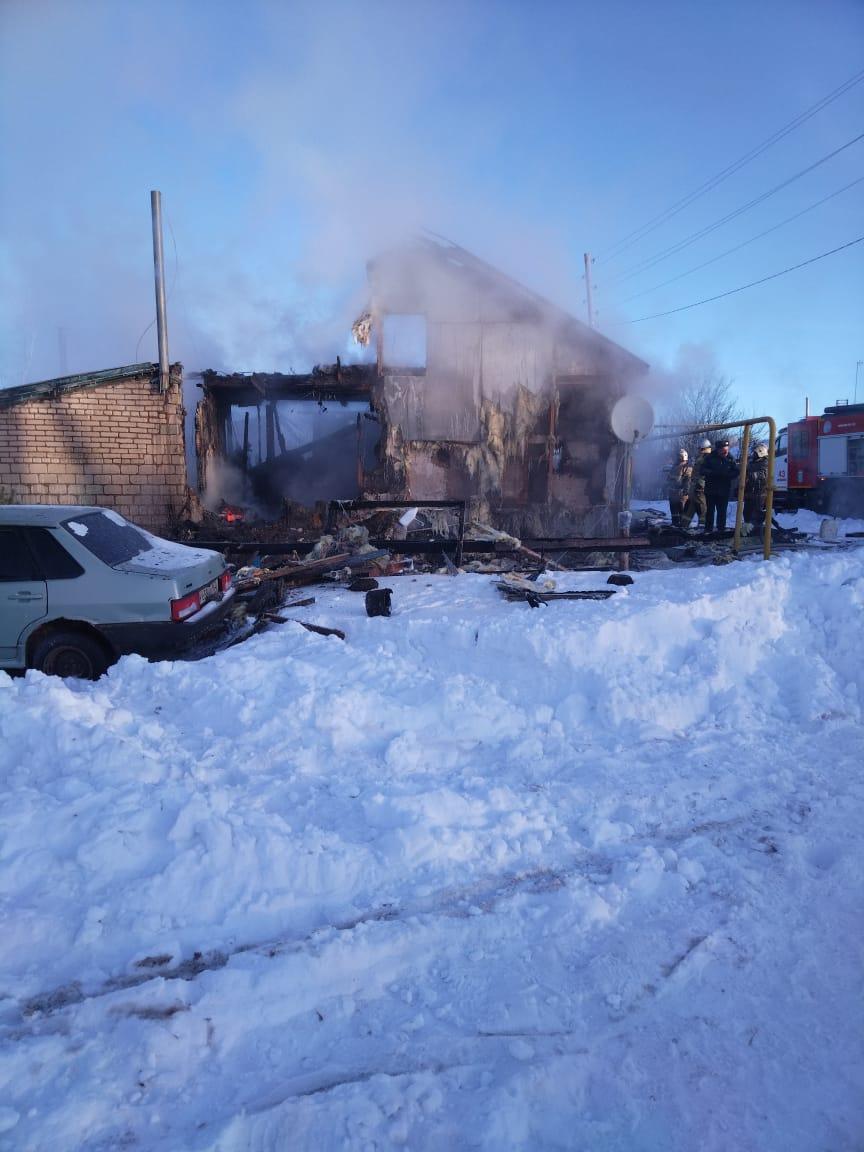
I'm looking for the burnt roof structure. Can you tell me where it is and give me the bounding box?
[366,234,648,376]
[198,362,379,408]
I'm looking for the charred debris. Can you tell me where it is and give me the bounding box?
[193,502,808,659]
[202,512,640,658]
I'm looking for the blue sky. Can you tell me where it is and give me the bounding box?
[1,0,862,428]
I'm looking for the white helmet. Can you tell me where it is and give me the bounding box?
[754,443,769,458]
[700,439,712,450]
[679,448,689,461]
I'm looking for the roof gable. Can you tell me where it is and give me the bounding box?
[369,236,648,374]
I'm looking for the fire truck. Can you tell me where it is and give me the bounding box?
[774,402,864,516]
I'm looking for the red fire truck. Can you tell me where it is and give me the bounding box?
[774,402,864,516]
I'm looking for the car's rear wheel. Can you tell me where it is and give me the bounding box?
[30,630,112,680]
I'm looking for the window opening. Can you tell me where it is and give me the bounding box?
[848,436,864,477]
[790,426,811,457]
[382,314,427,370]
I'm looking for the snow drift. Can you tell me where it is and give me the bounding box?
[1,544,863,1151]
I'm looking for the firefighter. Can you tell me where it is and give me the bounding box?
[703,439,739,532]
[686,439,712,528]
[744,443,770,528]
[665,448,692,527]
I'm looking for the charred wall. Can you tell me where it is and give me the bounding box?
[370,374,622,537]
[367,329,635,536]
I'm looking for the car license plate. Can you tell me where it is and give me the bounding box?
[199,579,219,605]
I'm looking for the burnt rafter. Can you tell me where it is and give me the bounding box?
[199,365,378,407]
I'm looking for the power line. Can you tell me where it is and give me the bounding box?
[621,174,864,303]
[612,131,864,284]
[628,235,864,322]
[598,66,864,262]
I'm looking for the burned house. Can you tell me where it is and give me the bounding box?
[197,238,649,538]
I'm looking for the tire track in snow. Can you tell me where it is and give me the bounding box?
[5,865,569,1031]
[4,802,793,1036]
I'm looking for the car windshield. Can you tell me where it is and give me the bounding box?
[62,511,153,567]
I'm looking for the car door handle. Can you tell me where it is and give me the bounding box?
[7,592,45,601]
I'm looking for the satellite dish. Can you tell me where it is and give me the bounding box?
[611,394,655,443]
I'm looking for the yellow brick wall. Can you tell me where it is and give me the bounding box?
[0,371,189,532]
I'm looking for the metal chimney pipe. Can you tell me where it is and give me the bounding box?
[150,190,170,392]
[805,395,810,417]
[583,252,595,329]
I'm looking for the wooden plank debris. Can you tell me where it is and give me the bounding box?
[234,551,391,593]
[496,581,616,604]
[262,612,345,640]
[258,552,352,581]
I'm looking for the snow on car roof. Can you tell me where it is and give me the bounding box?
[123,528,220,569]
[0,506,219,564]
[0,503,105,526]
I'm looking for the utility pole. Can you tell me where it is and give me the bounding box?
[583,252,595,329]
[57,327,67,376]
[150,190,170,392]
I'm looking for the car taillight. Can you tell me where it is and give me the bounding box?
[219,569,232,592]
[171,590,202,622]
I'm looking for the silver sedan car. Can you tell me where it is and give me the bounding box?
[1,505,235,678]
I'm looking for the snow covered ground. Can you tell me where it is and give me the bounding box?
[1,514,863,1151]
[634,497,864,540]
[775,506,864,538]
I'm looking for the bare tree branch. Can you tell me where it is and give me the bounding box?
[664,373,743,459]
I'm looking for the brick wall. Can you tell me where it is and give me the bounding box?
[0,367,189,532]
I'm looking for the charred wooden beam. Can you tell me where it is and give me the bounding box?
[520,536,651,551]
[262,613,345,640]
[266,402,276,462]
[190,535,652,556]
[356,413,364,491]
[194,388,227,493]
[274,406,287,455]
[327,499,467,514]
[234,550,391,592]
[497,584,617,603]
